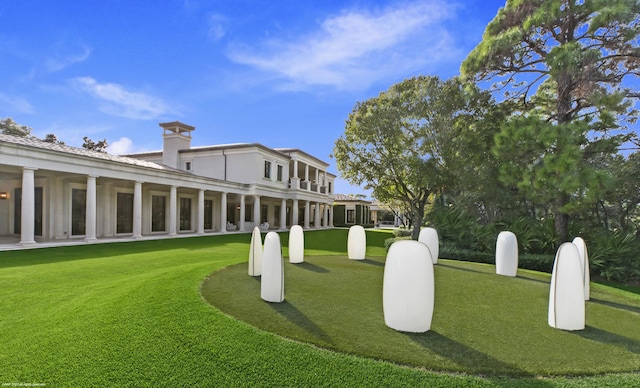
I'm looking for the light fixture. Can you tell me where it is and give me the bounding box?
[0,192,7,200]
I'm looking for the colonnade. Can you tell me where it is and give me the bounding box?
[16,168,333,246]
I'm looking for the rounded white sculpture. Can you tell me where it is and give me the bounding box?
[383,240,435,333]
[572,237,590,300]
[261,232,284,303]
[347,225,366,260]
[495,231,518,277]
[288,225,304,264]
[548,242,585,331]
[248,227,263,276]
[418,227,439,264]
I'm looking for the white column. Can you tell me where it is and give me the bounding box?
[19,167,36,245]
[85,175,97,241]
[220,192,227,232]
[329,205,334,227]
[197,189,205,235]
[304,164,310,191]
[280,199,287,230]
[133,181,142,238]
[239,194,246,231]
[254,196,261,227]
[304,201,310,229]
[169,186,177,236]
[314,202,321,228]
[324,203,329,227]
[293,160,299,178]
[292,199,299,226]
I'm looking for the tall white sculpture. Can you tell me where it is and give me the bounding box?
[383,240,435,333]
[288,225,304,264]
[572,237,590,300]
[261,232,284,303]
[348,225,366,260]
[548,242,585,331]
[418,227,439,264]
[248,227,263,276]
[495,231,518,277]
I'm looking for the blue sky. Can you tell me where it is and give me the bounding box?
[1,0,507,197]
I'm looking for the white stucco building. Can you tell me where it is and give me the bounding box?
[0,121,335,248]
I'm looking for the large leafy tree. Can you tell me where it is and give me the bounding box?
[461,0,640,244]
[333,76,497,239]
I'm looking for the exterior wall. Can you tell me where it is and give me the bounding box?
[0,128,335,248]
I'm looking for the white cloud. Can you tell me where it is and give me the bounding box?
[0,93,34,114]
[227,1,458,91]
[208,13,228,42]
[45,46,92,73]
[109,137,134,155]
[72,77,179,120]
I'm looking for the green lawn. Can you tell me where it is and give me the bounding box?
[1,229,639,387]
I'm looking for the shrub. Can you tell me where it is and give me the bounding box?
[384,236,411,251]
[589,231,640,283]
[393,228,413,238]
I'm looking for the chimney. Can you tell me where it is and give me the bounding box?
[160,121,195,169]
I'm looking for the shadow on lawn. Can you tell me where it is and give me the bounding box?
[437,262,493,276]
[360,259,385,267]
[589,297,640,315]
[294,262,330,273]
[575,326,640,354]
[268,300,333,345]
[407,331,537,379]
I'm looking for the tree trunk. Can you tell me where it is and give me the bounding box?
[554,194,569,246]
[412,212,423,240]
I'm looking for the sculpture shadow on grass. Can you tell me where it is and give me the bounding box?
[406,331,536,379]
[516,274,549,285]
[268,300,333,345]
[293,262,330,273]
[360,259,385,267]
[589,298,640,315]
[437,263,492,276]
[575,326,640,354]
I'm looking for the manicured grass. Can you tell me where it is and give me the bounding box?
[204,256,640,376]
[0,230,638,387]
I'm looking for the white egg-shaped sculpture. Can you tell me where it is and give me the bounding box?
[418,227,439,264]
[383,240,435,333]
[248,227,263,276]
[496,231,518,277]
[261,232,284,303]
[347,225,366,260]
[548,242,585,331]
[289,225,304,264]
[572,237,590,300]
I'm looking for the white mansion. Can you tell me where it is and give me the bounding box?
[0,121,335,248]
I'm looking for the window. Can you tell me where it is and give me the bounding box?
[185,161,192,171]
[347,209,355,224]
[261,204,268,223]
[117,192,134,234]
[277,165,283,181]
[328,182,332,194]
[151,195,166,232]
[204,199,213,230]
[180,197,192,231]
[264,160,271,178]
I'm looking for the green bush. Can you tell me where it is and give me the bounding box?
[393,228,413,237]
[589,231,640,283]
[384,236,412,251]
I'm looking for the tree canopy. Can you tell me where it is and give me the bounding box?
[461,0,640,243]
[333,76,499,239]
